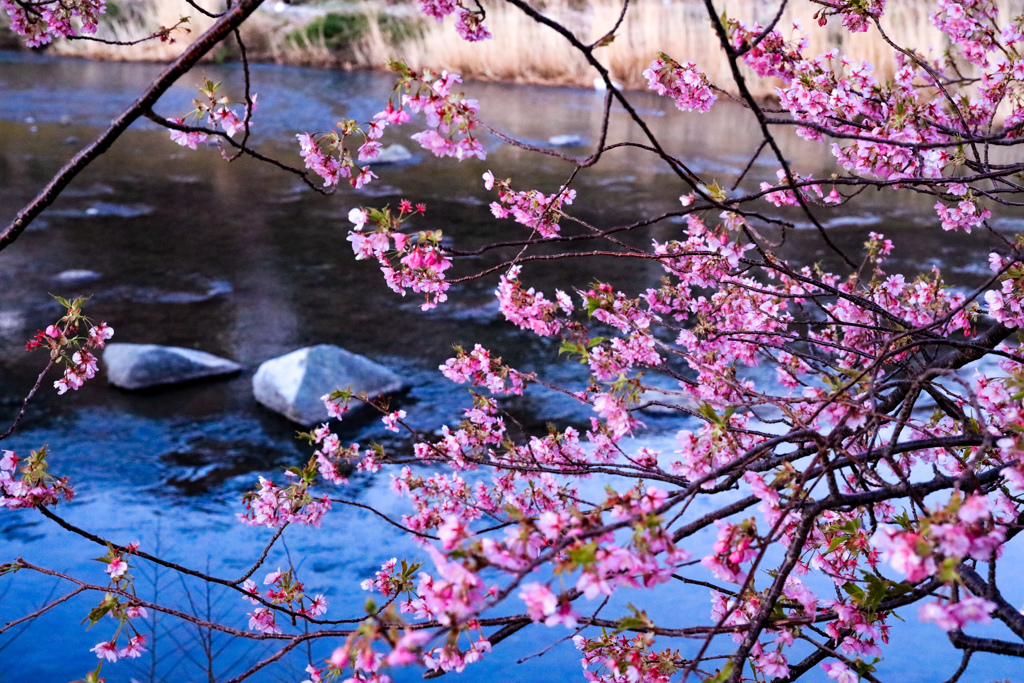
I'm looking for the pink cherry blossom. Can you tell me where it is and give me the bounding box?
[90,640,119,662]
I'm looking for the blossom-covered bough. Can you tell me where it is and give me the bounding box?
[4,0,1024,681]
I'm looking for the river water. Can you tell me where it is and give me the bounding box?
[0,51,1021,682]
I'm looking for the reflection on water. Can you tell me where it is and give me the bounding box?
[0,52,1020,682]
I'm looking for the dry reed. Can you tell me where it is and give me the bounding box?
[44,0,1024,97]
[50,0,218,60]
[361,0,1022,93]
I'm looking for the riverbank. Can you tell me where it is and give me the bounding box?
[4,0,1021,95]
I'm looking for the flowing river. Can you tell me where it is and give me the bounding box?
[0,51,1021,682]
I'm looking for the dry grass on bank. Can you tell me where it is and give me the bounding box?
[42,0,1024,96]
[368,0,1008,91]
[50,0,218,60]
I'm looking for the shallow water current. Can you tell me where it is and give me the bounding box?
[0,51,1021,682]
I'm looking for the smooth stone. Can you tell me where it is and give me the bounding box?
[104,343,243,390]
[374,144,413,164]
[592,76,624,91]
[0,310,25,336]
[548,134,587,147]
[54,269,101,285]
[638,387,697,416]
[253,345,406,426]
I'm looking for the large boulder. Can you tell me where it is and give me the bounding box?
[638,387,698,417]
[54,269,101,285]
[374,144,413,164]
[253,345,406,426]
[548,134,587,147]
[104,343,243,390]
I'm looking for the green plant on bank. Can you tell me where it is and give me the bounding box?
[285,11,422,57]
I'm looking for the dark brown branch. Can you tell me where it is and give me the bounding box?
[957,564,1024,640]
[948,631,1024,657]
[0,585,87,634]
[1,358,54,442]
[0,0,266,252]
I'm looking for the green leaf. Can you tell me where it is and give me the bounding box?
[852,657,878,676]
[707,179,727,203]
[559,340,587,358]
[698,403,724,426]
[613,604,653,633]
[842,583,865,605]
[826,535,848,554]
[567,542,599,568]
[83,603,113,628]
[70,662,104,683]
[614,615,649,633]
[703,660,735,683]
[864,574,889,608]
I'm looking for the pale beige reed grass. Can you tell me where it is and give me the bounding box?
[357,0,1021,95]
[46,0,1024,97]
[266,22,335,66]
[51,0,217,60]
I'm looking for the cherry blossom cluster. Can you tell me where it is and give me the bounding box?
[90,633,146,664]
[13,1,1024,681]
[169,79,258,151]
[1,0,105,47]
[919,595,997,631]
[83,544,148,665]
[701,518,760,584]
[415,0,491,42]
[718,1,1024,243]
[439,343,528,395]
[346,201,452,310]
[237,473,331,528]
[24,298,113,395]
[0,447,73,509]
[823,599,890,657]
[407,394,509,472]
[380,62,486,161]
[494,265,573,336]
[812,0,886,32]
[985,252,1024,327]
[726,16,809,80]
[295,121,378,189]
[642,53,717,112]
[360,557,422,598]
[872,493,1005,582]
[574,632,679,683]
[315,196,1024,680]
[308,422,391,482]
[483,171,575,238]
[930,0,999,65]
[307,628,428,682]
[934,195,991,233]
[518,582,577,627]
[760,168,842,207]
[241,567,327,635]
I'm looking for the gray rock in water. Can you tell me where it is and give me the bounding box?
[639,387,697,416]
[104,344,243,390]
[548,134,587,147]
[374,144,414,164]
[54,269,101,285]
[253,345,406,426]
